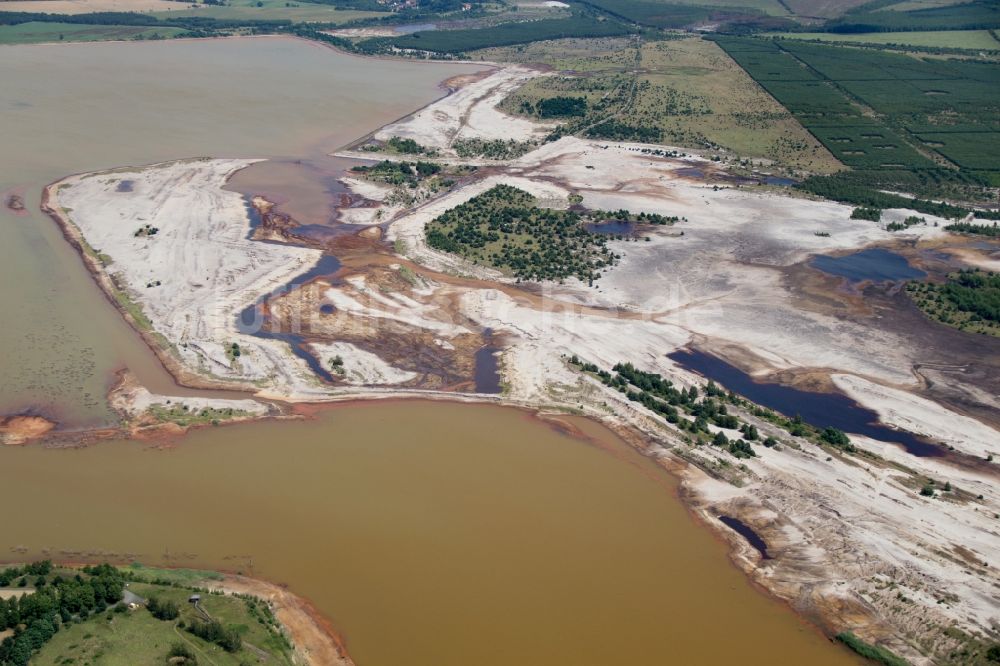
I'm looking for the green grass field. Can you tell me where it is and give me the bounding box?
[767,29,1000,50]
[634,0,790,16]
[154,0,386,24]
[30,576,294,666]
[879,0,971,10]
[0,21,186,44]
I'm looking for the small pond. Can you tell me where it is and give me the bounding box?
[810,249,926,283]
[585,221,638,236]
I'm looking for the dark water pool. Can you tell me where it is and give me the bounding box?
[763,176,796,186]
[676,167,705,179]
[585,221,637,236]
[810,249,926,283]
[474,329,502,394]
[718,516,772,560]
[669,349,943,457]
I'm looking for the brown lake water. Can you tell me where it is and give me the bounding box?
[0,37,856,666]
[0,401,855,666]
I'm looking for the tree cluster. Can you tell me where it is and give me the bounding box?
[186,618,242,653]
[351,159,441,186]
[524,96,588,119]
[0,563,124,666]
[568,357,857,455]
[147,596,180,621]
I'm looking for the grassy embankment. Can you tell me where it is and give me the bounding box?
[0,562,295,666]
[835,632,910,666]
[146,403,252,426]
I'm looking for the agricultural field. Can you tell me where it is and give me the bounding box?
[804,122,938,168]
[0,20,185,43]
[913,131,1000,170]
[0,0,178,13]
[570,0,716,27]
[492,36,841,172]
[765,29,1000,50]
[387,15,632,53]
[714,36,1000,177]
[632,0,790,15]
[569,0,794,29]
[879,0,974,11]
[153,0,386,24]
[826,0,1000,32]
[779,0,873,19]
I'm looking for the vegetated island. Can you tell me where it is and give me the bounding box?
[0,560,351,666]
[425,183,673,284]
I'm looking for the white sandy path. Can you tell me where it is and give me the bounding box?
[53,159,326,394]
[309,341,417,385]
[374,66,552,151]
[833,374,1000,459]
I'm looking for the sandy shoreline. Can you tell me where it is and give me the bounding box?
[19,50,1000,666]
